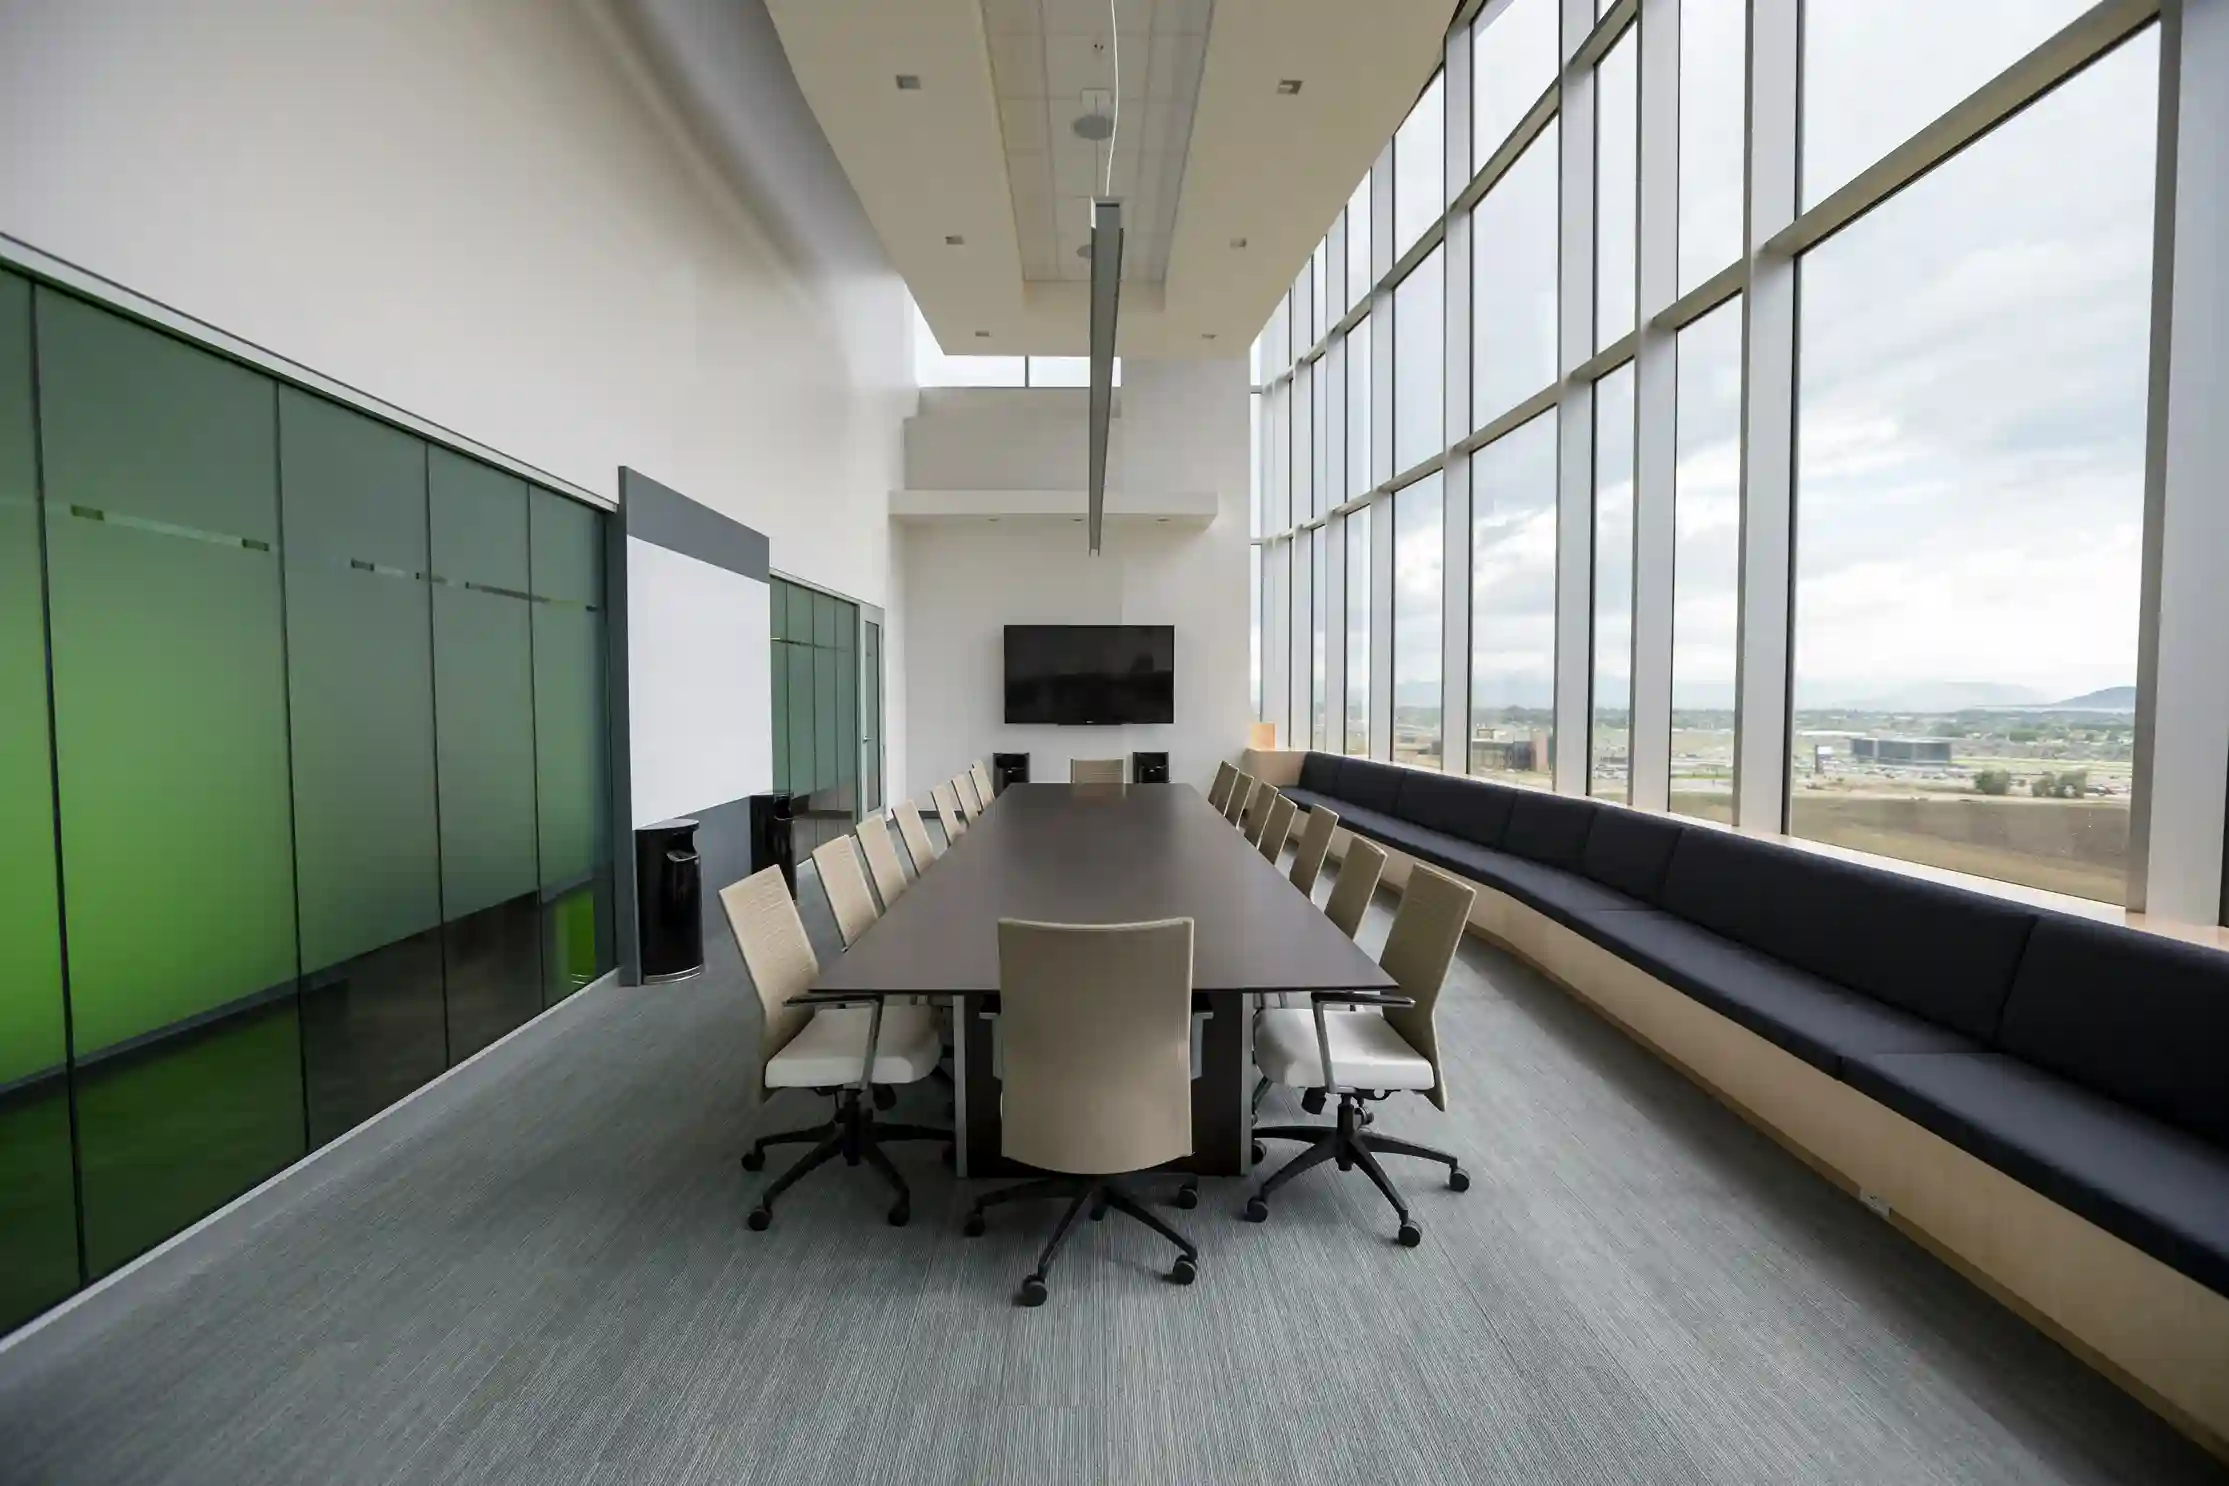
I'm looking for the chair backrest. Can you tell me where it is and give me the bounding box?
[1256,792,1298,862]
[1222,772,1255,825]
[855,814,908,908]
[810,836,880,948]
[1377,864,1476,1111]
[1290,805,1339,896]
[954,772,983,821]
[1206,760,1239,813]
[970,759,996,805]
[893,799,939,872]
[1242,783,1278,847]
[1323,837,1387,940]
[931,781,966,839]
[996,917,1196,1175]
[719,867,819,1101]
[1070,757,1126,784]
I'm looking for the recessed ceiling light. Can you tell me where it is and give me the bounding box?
[1073,113,1114,142]
[1276,79,1303,95]
[895,74,921,90]
[945,234,965,246]
[1201,332,1218,340]
[1229,237,1248,249]
[974,330,990,338]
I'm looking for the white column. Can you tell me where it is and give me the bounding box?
[2132,0,2229,922]
[1443,24,1475,775]
[1553,0,1599,795]
[1628,0,1680,812]
[1732,0,1797,833]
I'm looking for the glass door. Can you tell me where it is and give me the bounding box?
[862,620,883,812]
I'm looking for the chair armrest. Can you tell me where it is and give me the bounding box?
[784,992,883,1008]
[784,994,886,1089]
[1308,990,1415,1009]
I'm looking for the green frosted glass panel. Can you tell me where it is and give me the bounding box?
[835,647,857,787]
[771,640,790,793]
[530,490,607,892]
[0,270,78,1326]
[788,645,815,795]
[279,391,441,971]
[547,885,600,1003]
[814,646,838,794]
[38,291,298,1056]
[75,1007,304,1278]
[813,591,838,648]
[787,584,813,644]
[430,450,537,921]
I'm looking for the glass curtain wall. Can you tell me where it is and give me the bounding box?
[0,278,614,1331]
[769,579,860,857]
[1249,1,2171,909]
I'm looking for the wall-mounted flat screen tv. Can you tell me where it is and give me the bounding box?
[1004,624,1175,725]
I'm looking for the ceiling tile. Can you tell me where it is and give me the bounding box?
[986,33,1046,97]
[998,98,1053,155]
[1154,0,1210,34]
[1043,31,1148,100]
[1146,28,1205,100]
[980,0,1040,36]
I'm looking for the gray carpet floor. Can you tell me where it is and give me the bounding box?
[0,856,2221,1486]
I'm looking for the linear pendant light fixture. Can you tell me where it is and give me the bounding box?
[1086,197,1122,555]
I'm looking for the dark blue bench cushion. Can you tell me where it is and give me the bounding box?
[1502,792,1599,872]
[1589,911,1977,1075]
[1996,916,2229,1149]
[1845,1050,2229,1297]
[1658,828,2035,1043]
[1392,770,1518,849]
[1337,758,1406,817]
[1579,807,1686,905]
[1297,751,1343,796]
[1282,787,1341,821]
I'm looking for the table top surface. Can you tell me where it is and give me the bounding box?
[811,783,1395,997]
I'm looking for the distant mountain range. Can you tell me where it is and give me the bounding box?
[1388,676,2136,715]
[2039,685,2137,712]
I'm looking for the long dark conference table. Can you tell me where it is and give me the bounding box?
[812,782,1396,1176]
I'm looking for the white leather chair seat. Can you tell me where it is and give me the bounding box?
[1254,1007,1433,1092]
[766,1005,942,1088]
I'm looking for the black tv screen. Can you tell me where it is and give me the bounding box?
[1004,625,1175,725]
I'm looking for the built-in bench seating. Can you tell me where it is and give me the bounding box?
[1279,750,2229,1435]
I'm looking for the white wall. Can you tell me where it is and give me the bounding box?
[0,0,912,796]
[899,358,1251,793]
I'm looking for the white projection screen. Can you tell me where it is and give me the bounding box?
[625,536,772,826]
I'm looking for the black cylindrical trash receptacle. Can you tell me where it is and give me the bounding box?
[992,752,1030,795]
[1131,751,1170,784]
[749,792,798,894]
[635,818,703,983]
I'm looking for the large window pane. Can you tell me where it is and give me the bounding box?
[1393,71,1446,259]
[1791,34,2154,902]
[1592,368,1634,801]
[1291,529,1311,749]
[1679,0,1746,293]
[1268,381,1291,531]
[1472,123,1560,428]
[1249,391,1263,537]
[1291,360,1313,524]
[1473,0,1559,167]
[1250,550,1263,719]
[1671,299,1742,823]
[1346,180,1372,307]
[1393,474,1444,770]
[1394,247,1445,473]
[1346,512,1371,756]
[1311,529,1328,749]
[0,270,75,1326]
[531,488,614,1003]
[1347,318,1373,498]
[1803,0,2093,209]
[1468,414,1558,787]
[1313,343,1332,519]
[38,292,304,1278]
[1596,29,1639,349]
[1312,243,1329,343]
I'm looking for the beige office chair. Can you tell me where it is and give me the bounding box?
[1290,806,1339,897]
[855,814,909,909]
[1255,793,1298,863]
[954,772,983,823]
[931,781,967,842]
[1242,783,1279,848]
[720,867,948,1229]
[810,836,880,949]
[1070,757,1126,784]
[893,799,939,875]
[1206,760,1239,815]
[963,918,1201,1305]
[1247,863,1476,1245]
[970,759,997,807]
[1222,771,1254,825]
[1323,836,1387,940]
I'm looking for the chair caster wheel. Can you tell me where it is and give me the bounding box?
[1243,1196,1269,1223]
[1089,1201,1108,1222]
[1250,1141,1266,1166]
[1174,1183,1198,1210]
[1169,1256,1197,1286]
[872,1086,896,1111]
[963,1212,985,1238]
[741,1149,765,1172]
[747,1207,772,1232]
[1397,1221,1422,1248]
[1301,1090,1327,1116]
[1019,1275,1048,1308]
[888,1203,910,1227]
[1449,1168,1471,1192]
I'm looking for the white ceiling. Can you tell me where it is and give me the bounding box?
[763,0,1450,357]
